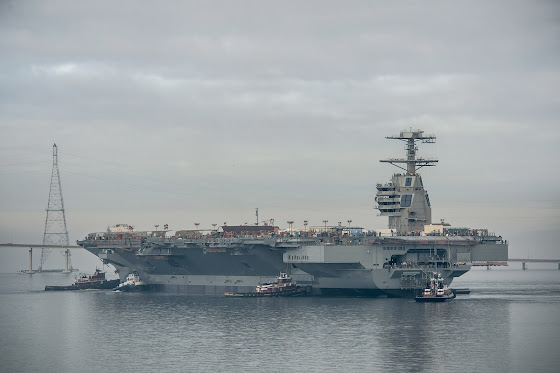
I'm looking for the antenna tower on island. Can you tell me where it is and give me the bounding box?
[380,129,438,174]
[41,143,72,272]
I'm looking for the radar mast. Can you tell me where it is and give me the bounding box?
[380,129,437,175]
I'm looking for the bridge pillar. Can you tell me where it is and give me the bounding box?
[62,249,71,273]
[522,262,527,270]
[23,247,35,274]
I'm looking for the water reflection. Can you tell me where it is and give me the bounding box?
[2,271,560,372]
[76,294,513,372]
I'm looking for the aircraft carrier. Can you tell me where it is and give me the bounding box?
[77,129,508,296]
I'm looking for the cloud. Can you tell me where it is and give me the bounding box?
[0,0,559,259]
[30,62,117,78]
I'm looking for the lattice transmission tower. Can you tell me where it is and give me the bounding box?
[40,143,72,272]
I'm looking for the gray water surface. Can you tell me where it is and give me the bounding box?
[1,270,559,373]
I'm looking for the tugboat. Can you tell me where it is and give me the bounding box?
[225,273,310,297]
[113,273,148,292]
[45,269,119,291]
[415,272,456,302]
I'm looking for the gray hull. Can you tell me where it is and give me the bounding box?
[80,235,505,297]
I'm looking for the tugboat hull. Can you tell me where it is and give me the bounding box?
[45,279,120,291]
[415,294,456,302]
[45,285,79,291]
[112,284,149,292]
[225,286,311,297]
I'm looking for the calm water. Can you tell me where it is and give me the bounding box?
[1,269,559,373]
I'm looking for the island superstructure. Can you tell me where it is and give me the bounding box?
[78,129,508,296]
[376,130,437,234]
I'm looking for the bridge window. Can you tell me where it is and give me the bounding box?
[405,177,412,186]
[400,194,413,207]
[425,194,431,207]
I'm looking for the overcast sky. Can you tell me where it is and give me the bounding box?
[1,0,559,270]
